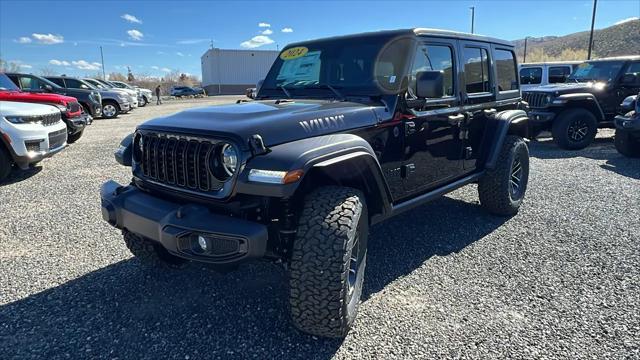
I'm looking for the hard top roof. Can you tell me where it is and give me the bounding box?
[284,28,513,49]
[586,55,640,62]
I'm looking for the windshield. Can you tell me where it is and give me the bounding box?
[96,79,115,88]
[260,35,414,98]
[0,73,20,91]
[568,61,624,83]
[84,79,107,90]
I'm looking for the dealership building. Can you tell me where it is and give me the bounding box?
[201,48,279,95]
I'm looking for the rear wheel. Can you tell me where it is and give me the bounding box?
[289,186,368,338]
[0,147,13,181]
[102,101,119,119]
[552,108,598,150]
[123,231,188,268]
[478,135,530,216]
[140,96,148,107]
[614,129,640,157]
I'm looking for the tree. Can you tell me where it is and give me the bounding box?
[108,72,127,81]
[39,67,57,76]
[127,66,135,82]
[0,58,21,72]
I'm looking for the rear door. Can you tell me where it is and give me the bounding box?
[401,38,465,197]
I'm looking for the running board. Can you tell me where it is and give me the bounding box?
[372,171,484,224]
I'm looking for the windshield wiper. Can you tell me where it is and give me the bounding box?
[308,84,345,101]
[277,85,292,98]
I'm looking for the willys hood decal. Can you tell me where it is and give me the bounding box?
[138,100,384,149]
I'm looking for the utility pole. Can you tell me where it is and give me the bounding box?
[523,37,528,63]
[100,46,106,80]
[470,6,475,34]
[587,0,597,60]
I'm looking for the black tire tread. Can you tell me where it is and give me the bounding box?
[0,147,12,181]
[289,186,365,338]
[66,131,83,144]
[614,130,640,158]
[552,108,598,150]
[478,135,529,216]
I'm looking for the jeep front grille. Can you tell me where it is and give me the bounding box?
[522,92,548,109]
[136,132,224,193]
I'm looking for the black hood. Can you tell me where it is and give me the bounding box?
[524,82,608,95]
[138,100,385,150]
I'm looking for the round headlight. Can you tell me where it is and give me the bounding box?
[221,143,238,177]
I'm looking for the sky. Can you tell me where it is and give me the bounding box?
[0,0,638,79]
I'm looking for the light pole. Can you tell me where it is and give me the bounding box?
[100,46,106,80]
[470,6,475,34]
[587,0,597,60]
[523,37,529,63]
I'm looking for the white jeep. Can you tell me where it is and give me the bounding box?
[0,101,67,180]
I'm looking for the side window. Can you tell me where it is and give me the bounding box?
[66,79,89,89]
[548,66,571,84]
[408,44,455,98]
[48,78,65,87]
[463,47,490,94]
[18,76,33,89]
[494,49,518,91]
[622,62,640,83]
[520,67,542,85]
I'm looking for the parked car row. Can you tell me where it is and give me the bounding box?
[170,85,206,98]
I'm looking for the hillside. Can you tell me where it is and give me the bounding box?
[513,19,640,62]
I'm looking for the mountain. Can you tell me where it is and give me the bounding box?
[513,19,640,62]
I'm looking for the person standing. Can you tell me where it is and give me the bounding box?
[155,85,162,105]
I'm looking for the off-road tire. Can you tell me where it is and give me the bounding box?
[552,108,598,150]
[615,129,640,158]
[478,135,530,216]
[140,96,148,107]
[123,231,188,268]
[0,147,13,181]
[289,186,368,338]
[101,101,120,119]
[66,130,83,144]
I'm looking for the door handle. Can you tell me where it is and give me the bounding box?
[448,114,465,125]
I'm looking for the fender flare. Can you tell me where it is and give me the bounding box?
[235,133,392,217]
[484,109,529,170]
[556,93,606,120]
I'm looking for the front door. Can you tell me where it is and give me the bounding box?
[401,39,465,198]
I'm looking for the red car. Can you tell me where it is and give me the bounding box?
[0,73,87,143]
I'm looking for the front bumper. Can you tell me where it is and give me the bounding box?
[63,115,87,135]
[614,112,640,132]
[528,110,556,123]
[1,120,68,169]
[100,180,268,264]
[118,100,131,113]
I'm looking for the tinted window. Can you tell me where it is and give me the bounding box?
[520,67,542,84]
[494,49,518,91]
[548,66,571,84]
[623,62,640,77]
[65,78,91,89]
[0,73,20,91]
[408,44,455,97]
[17,75,49,91]
[463,47,490,94]
[48,78,66,87]
[569,61,624,82]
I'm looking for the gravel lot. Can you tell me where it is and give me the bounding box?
[0,98,638,359]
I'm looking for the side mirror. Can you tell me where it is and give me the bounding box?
[415,71,444,99]
[114,133,133,167]
[620,95,637,112]
[44,84,53,92]
[621,73,638,85]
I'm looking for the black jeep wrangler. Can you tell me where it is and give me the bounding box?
[523,56,640,150]
[101,29,531,338]
[614,92,640,157]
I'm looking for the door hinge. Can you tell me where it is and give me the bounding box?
[464,146,473,160]
[401,163,416,178]
[405,121,416,135]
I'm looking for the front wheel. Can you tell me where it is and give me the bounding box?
[289,186,368,338]
[67,130,83,144]
[478,135,530,216]
[615,129,640,158]
[0,147,13,181]
[101,101,119,119]
[139,96,148,107]
[552,109,598,150]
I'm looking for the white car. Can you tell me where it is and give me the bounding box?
[95,79,139,108]
[83,78,137,110]
[0,101,67,180]
[519,61,583,91]
[111,81,153,107]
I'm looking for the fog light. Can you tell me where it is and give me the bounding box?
[197,235,208,251]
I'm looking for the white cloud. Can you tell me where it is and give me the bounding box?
[281,27,293,33]
[151,66,160,70]
[156,51,165,55]
[127,29,144,41]
[262,29,273,35]
[177,38,210,44]
[15,37,32,44]
[161,67,171,72]
[121,14,142,24]
[176,52,184,56]
[72,60,101,70]
[49,59,70,66]
[19,64,32,69]
[614,17,639,25]
[32,33,64,44]
[240,35,274,49]
[258,22,271,28]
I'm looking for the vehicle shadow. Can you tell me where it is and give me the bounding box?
[0,196,507,360]
[0,166,42,186]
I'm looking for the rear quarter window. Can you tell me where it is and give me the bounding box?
[520,67,542,84]
[494,49,518,91]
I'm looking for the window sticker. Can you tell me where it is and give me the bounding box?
[280,47,309,60]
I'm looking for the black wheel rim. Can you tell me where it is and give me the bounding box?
[567,119,589,142]
[347,232,360,299]
[509,155,524,200]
